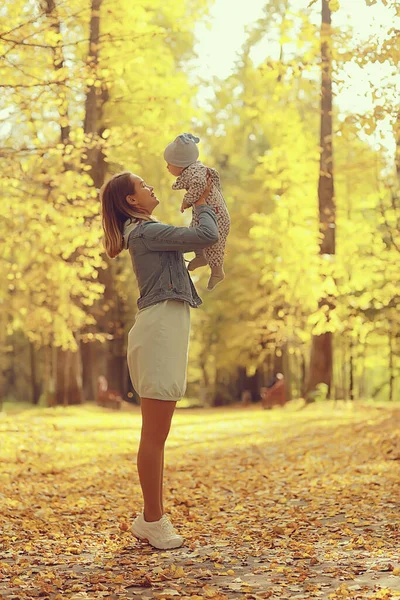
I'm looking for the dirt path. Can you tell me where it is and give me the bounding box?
[0,403,399,599]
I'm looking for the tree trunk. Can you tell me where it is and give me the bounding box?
[273,349,283,375]
[349,337,354,400]
[43,345,55,407]
[306,0,335,402]
[358,347,366,400]
[44,0,70,144]
[389,330,394,402]
[105,261,126,392]
[43,0,86,405]
[300,351,306,398]
[54,337,83,405]
[80,0,126,401]
[236,366,263,403]
[81,339,105,402]
[282,344,292,402]
[341,338,347,401]
[83,0,108,184]
[29,342,41,405]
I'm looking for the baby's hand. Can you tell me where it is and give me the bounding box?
[180,201,191,213]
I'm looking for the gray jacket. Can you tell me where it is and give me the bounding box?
[123,206,219,310]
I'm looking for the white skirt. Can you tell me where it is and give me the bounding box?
[127,300,191,401]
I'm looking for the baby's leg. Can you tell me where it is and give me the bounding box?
[204,235,227,290]
[204,212,230,290]
[188,250,208,271]
[188,211,208,271]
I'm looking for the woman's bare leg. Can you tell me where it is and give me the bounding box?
[160,447,164,514]
[137,398,176,522]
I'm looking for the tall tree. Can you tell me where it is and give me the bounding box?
[306,0,336,400]
[44,0,85,405]
[80,0,115,403]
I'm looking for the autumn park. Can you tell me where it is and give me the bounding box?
[0,0,399,598]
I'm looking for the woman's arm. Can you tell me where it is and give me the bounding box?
[141,206,219,252]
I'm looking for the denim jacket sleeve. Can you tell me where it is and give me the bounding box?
[141,206,219,252]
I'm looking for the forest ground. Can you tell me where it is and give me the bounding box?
[0,402,399,600]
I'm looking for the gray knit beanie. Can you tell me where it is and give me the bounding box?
[164,133,200,168]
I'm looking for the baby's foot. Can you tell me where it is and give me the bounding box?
[188,255,208,271]
[207,266,225,290]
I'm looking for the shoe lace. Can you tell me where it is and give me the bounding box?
[160,515,178,537]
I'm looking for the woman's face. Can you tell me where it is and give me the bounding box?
[128,174,159,214]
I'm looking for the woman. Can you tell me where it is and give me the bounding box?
[101,170,217,550]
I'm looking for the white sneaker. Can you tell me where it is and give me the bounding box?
[131,512,184,550]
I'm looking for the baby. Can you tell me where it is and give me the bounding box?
[164,133,230,290]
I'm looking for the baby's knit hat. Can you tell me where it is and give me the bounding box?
[164,133,200,168]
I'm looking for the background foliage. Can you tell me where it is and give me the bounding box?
[0,0,399,408]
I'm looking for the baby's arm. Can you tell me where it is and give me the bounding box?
[181,174,207,209]
[180,199,191,213]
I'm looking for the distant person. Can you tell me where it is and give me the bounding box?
[164,133,230,290]
[261,373,286,409]
[101,170,217,550]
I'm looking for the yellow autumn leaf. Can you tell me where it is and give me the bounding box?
[329,0,340,11]
[202,585,220,598]
[65,547,81,555]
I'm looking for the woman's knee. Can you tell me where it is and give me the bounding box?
[140,397,176,446]
[140,422,171,447]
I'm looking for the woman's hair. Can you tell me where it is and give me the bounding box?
[100,171,138,258]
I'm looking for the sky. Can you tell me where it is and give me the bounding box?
[193,0,395,80]
[190,0,398,150]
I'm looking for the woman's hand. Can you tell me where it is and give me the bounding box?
[194,170,213,207]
